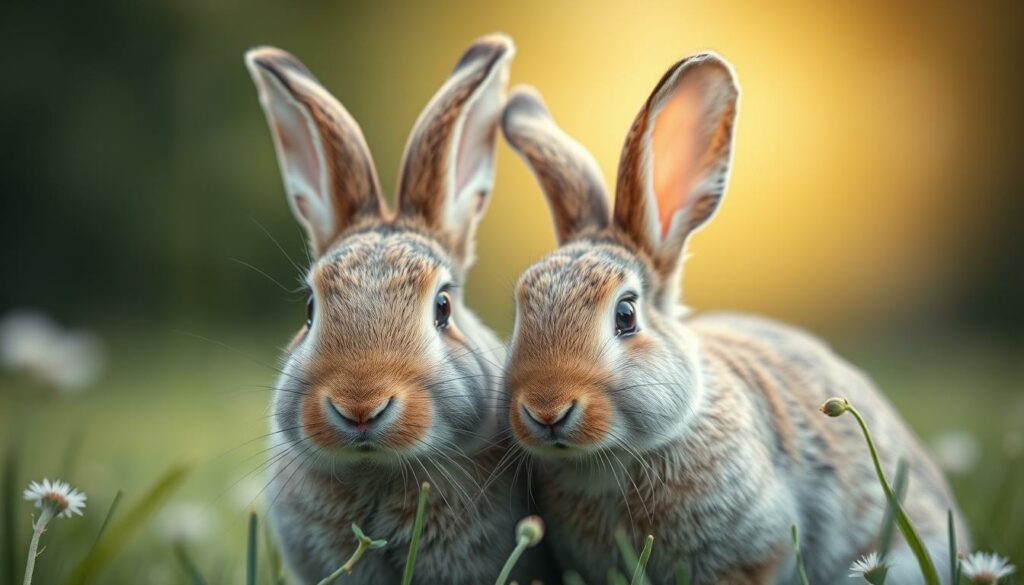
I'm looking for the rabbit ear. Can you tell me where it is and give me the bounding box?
[614,53,738,279]
[246,47,384,257]
[502,86,610,244]
[396,34,514,267]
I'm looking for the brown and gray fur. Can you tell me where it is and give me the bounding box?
[501,53,967,584]
[245,35,548,584]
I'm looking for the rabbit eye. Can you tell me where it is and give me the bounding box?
[305,294,315,328]
[434,291,452,330]
[614,297,638,337]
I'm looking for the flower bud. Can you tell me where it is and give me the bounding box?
[515,515,545,547]
[820,397,850,417]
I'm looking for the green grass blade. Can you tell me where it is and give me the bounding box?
[674,562,690,585]
[247,510,258,585]
[614,529,648,585]
[562,571,587,585]
[947,510,959,585]
[878,459,909,558]
[630,535,654,585]
[400,482,430,585]
[791,525,810,585]
[90,490,123,550]
[61,464,190,585]
[2,442,18,585]
[173,543,209,585]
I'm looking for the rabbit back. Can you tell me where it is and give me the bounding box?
[531,312,965,584]
[692,312,966,582]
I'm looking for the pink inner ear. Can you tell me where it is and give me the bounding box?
[269,98,321,199]
[455,94,489,200]
[651,82,704,238]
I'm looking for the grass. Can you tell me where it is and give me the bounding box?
[630,535,654,585]
[401,483,429,585]
[791,525,810,585]
[1,332,1022,583]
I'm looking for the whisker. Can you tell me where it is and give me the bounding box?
[228,256,303,295]
[175,330,312,387]
[249,216,308,278]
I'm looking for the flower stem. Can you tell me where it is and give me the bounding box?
[401,482,430,585]
[22,507,54,585]
[844,403,940,585]
[494,536,530,585]
[317,539,370,585]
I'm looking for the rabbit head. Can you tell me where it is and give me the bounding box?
[502,53,738,456]
[245,34,513,465]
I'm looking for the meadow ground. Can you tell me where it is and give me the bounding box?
[1,330,1021,584]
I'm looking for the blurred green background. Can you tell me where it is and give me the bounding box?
[1,0,1022,583]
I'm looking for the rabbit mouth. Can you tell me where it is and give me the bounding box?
[522,441,596,460]
[330,439,399,460]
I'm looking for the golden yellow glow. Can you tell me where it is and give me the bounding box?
[308,1,1001,335]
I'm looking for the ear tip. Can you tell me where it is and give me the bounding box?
[244,46,313,84]
[682,51,740,94]
[245,46,285,69]
[477,32,516,57]
[504,85,549,119]
[479,31,516,52]
[508,85,547,109]
[502,85,551,138]
[454,32,516,73]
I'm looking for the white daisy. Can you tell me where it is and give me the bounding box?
[849,552,888,584]
[961,552,1015,584]
[23,478,87,519]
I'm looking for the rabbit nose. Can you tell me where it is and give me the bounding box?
[522,401,576,432]
[327,396,393,432]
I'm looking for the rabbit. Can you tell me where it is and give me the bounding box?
[499,52,968,584]
[244,34,548,584]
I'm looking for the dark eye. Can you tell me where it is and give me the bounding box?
[615,297,638,337]
[434,291,452,330]
[305,294,315,328]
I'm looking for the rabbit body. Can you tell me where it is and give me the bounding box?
[246,35,552,584]
[260,227,549,585]
[530,305,963,584]
[500,52,968,585]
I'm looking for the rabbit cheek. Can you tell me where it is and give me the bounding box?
[300,385,343,449]
[570,393,613,445]
[508,406,534,444]
[382,385,432,449]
